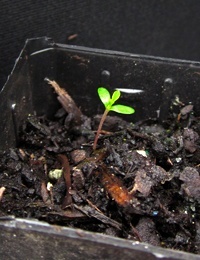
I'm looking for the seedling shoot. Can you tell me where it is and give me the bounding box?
[93,87,135,150]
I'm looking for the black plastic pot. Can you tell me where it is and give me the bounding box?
[0,37,200,259]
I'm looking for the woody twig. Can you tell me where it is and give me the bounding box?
[45,78,82,125]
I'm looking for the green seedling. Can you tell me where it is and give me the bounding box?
[93,87,135,150]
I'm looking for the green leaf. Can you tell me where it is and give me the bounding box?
[110,104,135,114]
[111,90,120,104]
[98,87,110,107]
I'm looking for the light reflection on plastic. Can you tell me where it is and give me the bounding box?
[115,88,144,94]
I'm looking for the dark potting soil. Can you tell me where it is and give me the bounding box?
[0,95,200,254]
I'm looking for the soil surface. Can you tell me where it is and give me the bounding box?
[0,94,200,255]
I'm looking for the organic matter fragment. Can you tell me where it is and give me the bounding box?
[74,204,122,230]
[179,167,200,199]
[130,163,172,197]
[94,165,132,207]
[57,154,73,209]
[135,217,160,246]
[183,128,199,153]
[45,78,82,125]
[0,187,6,202]
[41,181,51,204]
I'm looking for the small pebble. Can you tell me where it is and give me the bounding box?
[71,149,86,164]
